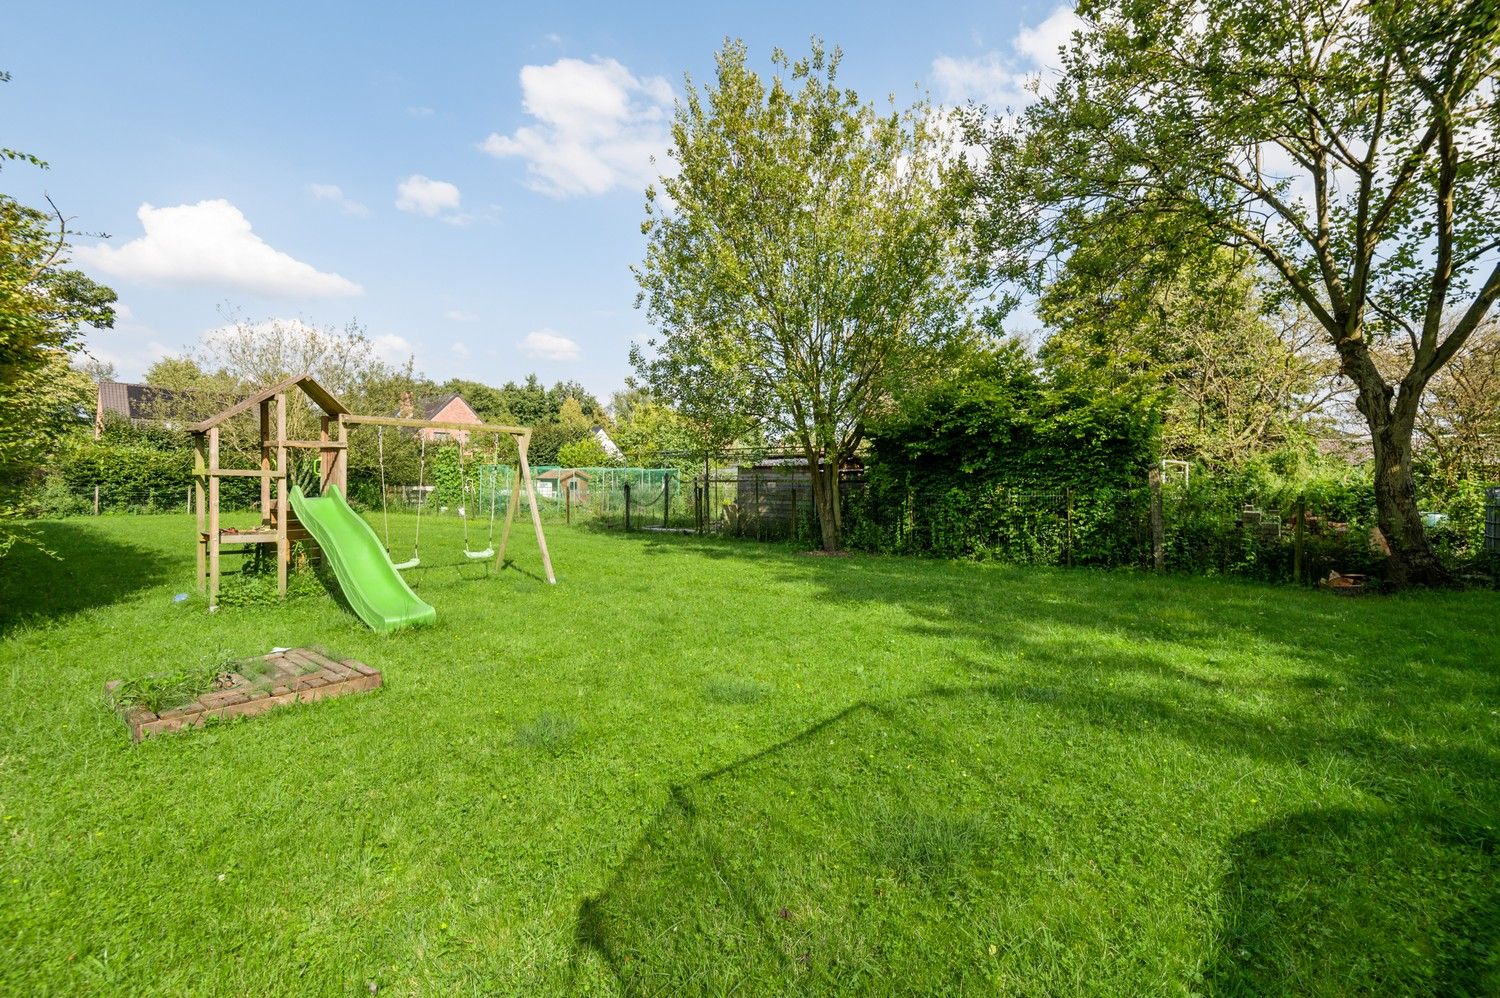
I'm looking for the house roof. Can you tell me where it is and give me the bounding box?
[98,381,195,422]
[394,392,479,422]
[420,392,465,420]
[189,374,349,432]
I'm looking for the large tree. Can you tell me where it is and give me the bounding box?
[634,40,975,550]
[965,0,1500,585]
[1040,233,1339,465]
[1,81,117,525]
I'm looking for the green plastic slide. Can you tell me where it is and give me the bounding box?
[289,485,436,633]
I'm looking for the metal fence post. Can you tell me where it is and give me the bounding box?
[663,474,670,528]
[1064,485,1073,567]
[1293,494,1306,583]
[624,481,631,532]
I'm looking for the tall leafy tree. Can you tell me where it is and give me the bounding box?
[634,40,975,549]
[965,1,1500,585]
[1040,235,1339,465]
[1,79,117,527]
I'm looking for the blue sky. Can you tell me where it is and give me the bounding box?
[6,0,1072,399]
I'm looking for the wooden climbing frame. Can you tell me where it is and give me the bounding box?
[189,374,556,613]
[189,375,350,612]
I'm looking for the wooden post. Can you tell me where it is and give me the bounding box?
[194,432,207,592]
[319,415,332,493]
[93,484,100,516]
[494,463,522,569]
[336,418,348,494]
[259,400,272,522]
[275,392,288,597]
[1294,495,1306,584]
[624,482,631,531]
[694,484,703,534]
[1149,466,1164,573]
[515,432,556,584]
[208,426,221,610]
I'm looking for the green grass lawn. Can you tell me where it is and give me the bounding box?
[1,514,1498,995]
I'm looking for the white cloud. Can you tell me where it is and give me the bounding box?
[372,333,414,365]
[73,200,361,298]
[308,183,370,217]
[931,53,1030,109]
[1014,6,1085,69]
[395,174,462,216]
[520,329,580,361]
[931,5,1084,107]
[406,105,435,116]
[480,56,673,198]
[450,341,470,357]
[444,309,479,322]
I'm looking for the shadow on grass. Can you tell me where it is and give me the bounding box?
[575,677,1500,994]
[1204,807,1500,996]
[0,520,178,637]
[570,536,1500,994]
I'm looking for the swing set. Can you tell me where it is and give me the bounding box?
[372,423,505,570]
[190,375,555,620]
[342,412,555,582]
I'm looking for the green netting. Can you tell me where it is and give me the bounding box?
[472,465,680,518]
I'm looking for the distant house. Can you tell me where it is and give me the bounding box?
[537,467,589,500]
[95,381,192,438]
[398,392,482,445]
[592,425,624,462]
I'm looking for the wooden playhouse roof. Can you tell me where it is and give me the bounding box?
[189,374,349,433]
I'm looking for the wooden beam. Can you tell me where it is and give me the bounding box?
[259,400,272,524]
[208,426,221,611]
[335,419,348,494]
[276,392,288,597]
[517,431,556,585]
[494,463,522,570]
[201,467,280,478]
[341,413,532,437]
[284,439,348,449]
[318,416,333,493]
[188,372,350,432]
[194,433,206,592]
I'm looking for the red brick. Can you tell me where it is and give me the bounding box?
[299,649,344,672]
[157,702,205,720]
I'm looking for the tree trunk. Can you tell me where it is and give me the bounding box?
[1340,322,1451,589]
[1369,416,1449,587]
[806,450,841,551]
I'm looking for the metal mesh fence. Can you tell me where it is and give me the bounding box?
[366,465,688,527]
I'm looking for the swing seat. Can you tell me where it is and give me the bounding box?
[464,548,494,560]
[391,556,420,571]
